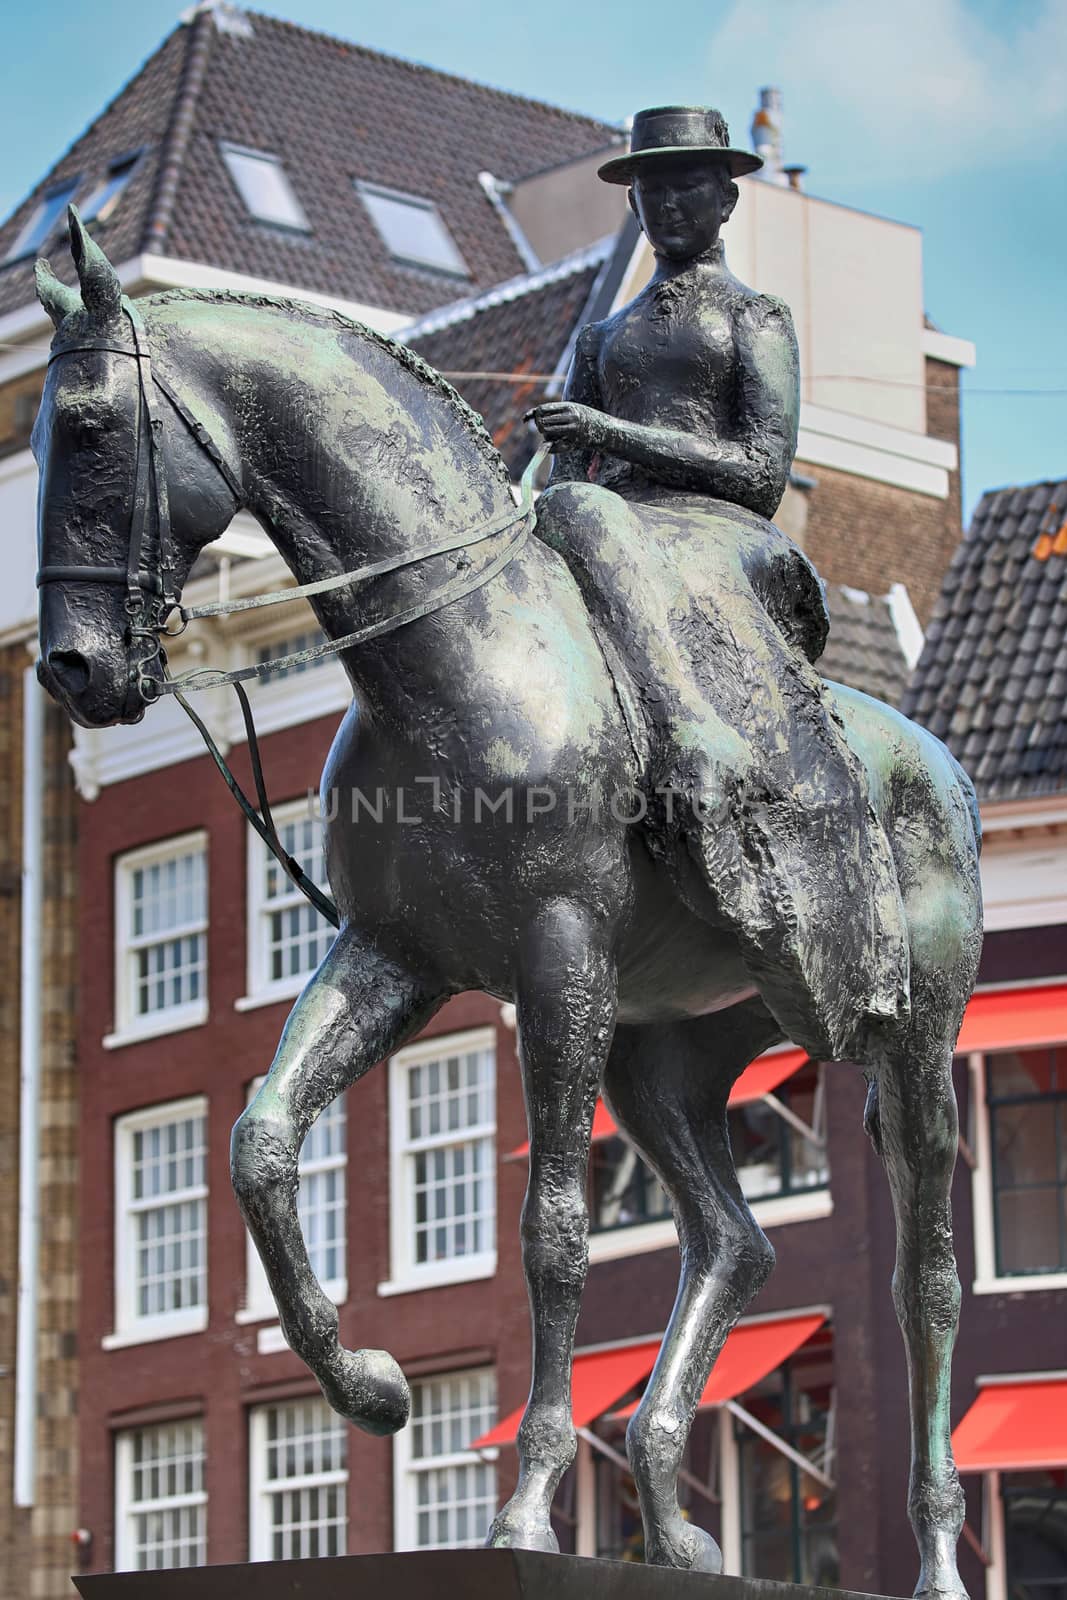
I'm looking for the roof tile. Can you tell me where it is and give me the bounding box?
[902,474,1067,799]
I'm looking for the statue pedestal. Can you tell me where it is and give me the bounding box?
[72,1549,900,1599]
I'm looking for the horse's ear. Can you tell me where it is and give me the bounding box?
[68,205,122,322]
[35,259,82,330]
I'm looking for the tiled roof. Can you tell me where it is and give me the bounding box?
[405,243,610,473]
[820,584,912,706]
[902,478,1067,800]
[0,5,618,319]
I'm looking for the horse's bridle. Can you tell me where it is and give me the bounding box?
[36,296,547,926]
[37,298,245,701]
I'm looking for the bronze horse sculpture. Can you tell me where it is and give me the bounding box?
[34,209,981,1597]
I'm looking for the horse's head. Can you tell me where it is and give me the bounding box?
[33,209,240,726]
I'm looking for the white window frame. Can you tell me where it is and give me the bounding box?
[235,615,348,741]
[392,1367,497,1551]
[105,1097,209,1349]
[355,179,468,277]
[114,1418,207,1571]
[239,800,336,1012]
[969,1049,1067,1295]
[107,830,208,1048]
[219,141,310,231]
[3,176,80,263]
[239,1077,347,1324]
[380,1028,497,1296]
[248,1398,348,1562]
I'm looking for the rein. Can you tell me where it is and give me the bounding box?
[39,298,549,930]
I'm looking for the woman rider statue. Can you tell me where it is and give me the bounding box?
[529,106,910,1061]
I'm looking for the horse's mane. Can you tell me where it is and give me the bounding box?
[145,287,511,488]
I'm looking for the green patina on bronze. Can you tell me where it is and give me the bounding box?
[34,132,981,1598]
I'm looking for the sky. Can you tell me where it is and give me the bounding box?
[2,0,1065,520]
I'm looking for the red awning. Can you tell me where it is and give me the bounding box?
[471,1339,660,1451]
[470,1312,826,1449]
[611,1311,827,1419]
[956,984,1067,1055]
[508,1047,810,1159]
[953,1378,1067,1473]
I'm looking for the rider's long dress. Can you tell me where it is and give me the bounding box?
[536,253,910,1060]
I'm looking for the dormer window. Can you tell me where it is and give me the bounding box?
[220,142,309,231]
[3,177,80,264]
[82,154,140,225]
[355,181,467,277]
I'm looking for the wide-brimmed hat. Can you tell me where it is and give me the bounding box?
[598,105,762,184]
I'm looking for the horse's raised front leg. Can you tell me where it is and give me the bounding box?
[231,926,440,1435]
[869,1028,969,1600]
[487,897,618,1553]
[604,999,782,1571]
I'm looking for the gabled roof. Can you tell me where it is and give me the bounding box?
[0,5,618,320]
[404,240,612,472]
[902,478,1067,799]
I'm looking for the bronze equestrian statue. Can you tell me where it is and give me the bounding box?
[32,104,981,1600]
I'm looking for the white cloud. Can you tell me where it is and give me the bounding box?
[705,0,1067,182]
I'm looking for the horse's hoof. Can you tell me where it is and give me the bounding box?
[648,1523,724,1574]
[317,1347,410,1437]
[485,1508,559,1554]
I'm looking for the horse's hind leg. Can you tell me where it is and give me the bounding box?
[604,998,784,1571]
[487,897,618,1554]
[866,944,979,1599]
[231,926,440,1435]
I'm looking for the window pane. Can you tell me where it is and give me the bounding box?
[4,178,79,262]
[260,809,335,987]
[988,1049,1057,1100]
[298,1097,347,1285]
[221,145,309,230]
[995,1186,1064,1275]
[994,1102,1058,1186]
[357,182,466,275]
[255,629,328,685]
[1004,1473,1067,1600]
[258,1400,347,1560]
[129,1113,207,1320]
[407,1373,496,1549]
[127,847,207,1018]
[590,1139,671,1232]
[122,1422,206,1571]
[738,1367,837,1586]
[82,157,137,224]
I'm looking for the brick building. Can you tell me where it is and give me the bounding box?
[6,7,1051,1598]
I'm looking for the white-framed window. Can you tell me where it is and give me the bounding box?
[3,175,80,263]
[970,1044,1067,1293]
[114,1419,207,1570]
[111,832,208,1046]
[82,152,140,224]
[220,142,309,231]
[393,1369,497,1550]
[108,1098,208,1347]
[236,620,348,743]
[254,628,329,685]
[242,1079,347,1321]
[355,180,468,277]
[383,1028,496,1295]
[249,1398,347,1561]
[242,800,336,1009]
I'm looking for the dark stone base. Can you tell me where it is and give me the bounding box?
[72,1549,903,1600]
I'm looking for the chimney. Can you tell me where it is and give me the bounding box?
[750,87,783,182]
[751,86,807,187]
